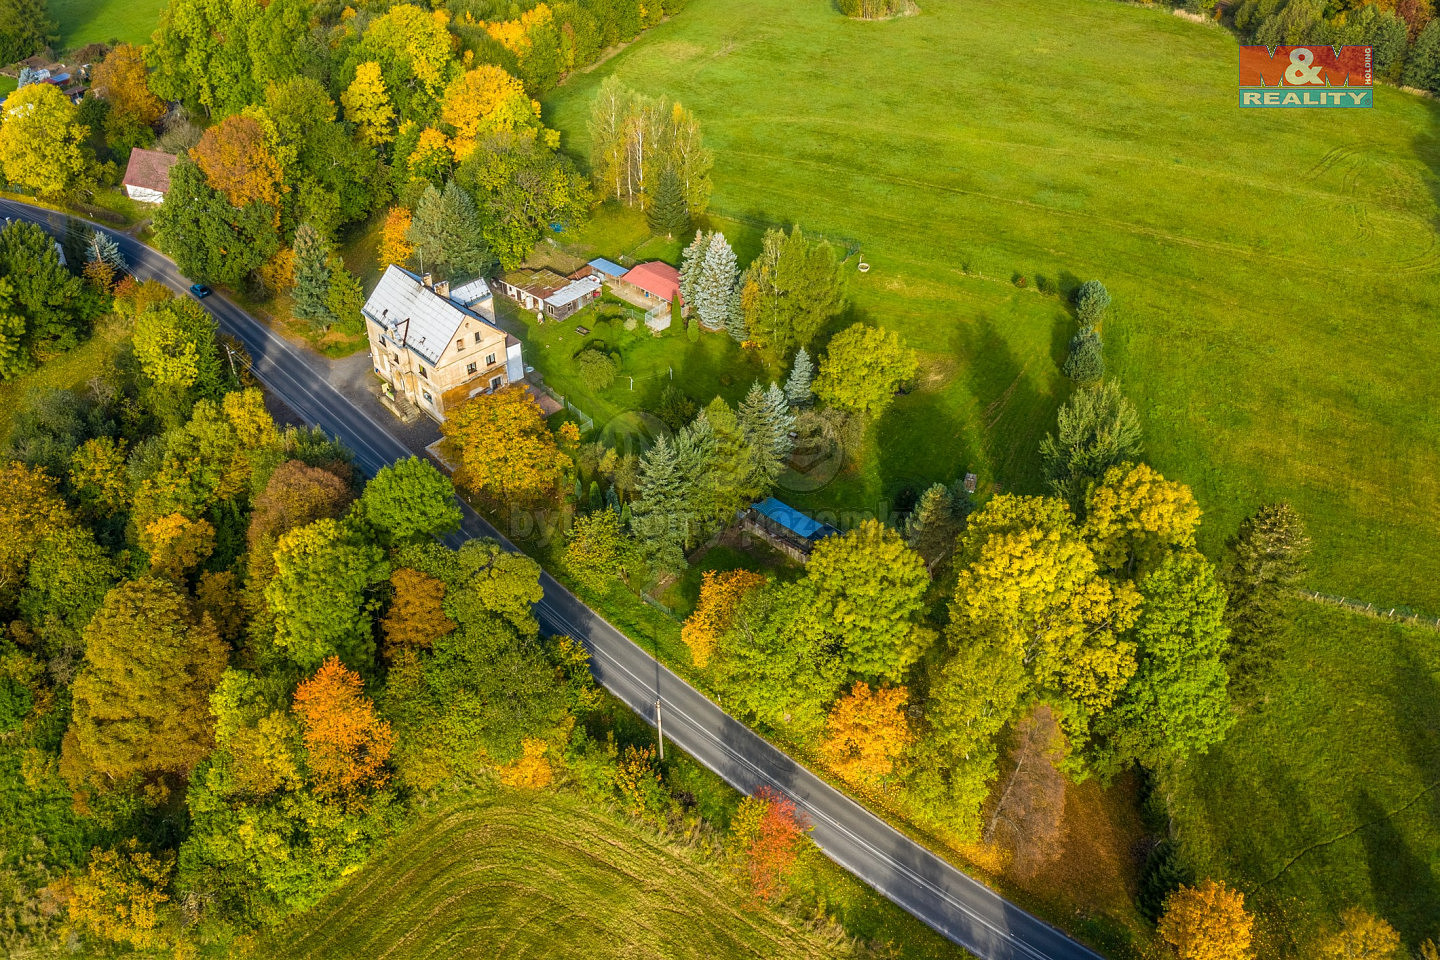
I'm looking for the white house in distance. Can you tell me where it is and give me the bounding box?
[362,265,523,422]
[122,148,179,204]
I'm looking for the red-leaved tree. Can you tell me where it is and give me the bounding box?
[729,786,810,901]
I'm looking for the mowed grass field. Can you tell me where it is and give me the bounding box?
[1166,603,1440,952]
[544,0,1440,616]
[49,0,168,50]
[264,791,892,960]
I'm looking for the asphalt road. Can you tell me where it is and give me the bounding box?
[2,198,1108,960]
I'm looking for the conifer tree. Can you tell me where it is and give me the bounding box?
[725,283,746,342]
[647,165,690,238]
[291,223,335,331]
[85,230,127,274]
[407,181,495,280]
[629,434,689,572]
[1406,20,1440,92]
[905,482,960,573]
[695,232,738,330]
[739,382,794,490]
[785,346,814,406]
[679,230,706,309]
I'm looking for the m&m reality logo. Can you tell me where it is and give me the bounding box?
[1239,45,1373,108]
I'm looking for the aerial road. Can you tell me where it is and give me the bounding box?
[1,196,1107,960]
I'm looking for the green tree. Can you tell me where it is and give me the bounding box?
[19,526,120,667]
[1091,550,1234,774]
[326,260,365,334]
[1039,381,1143,509]
[814,324,918,417]
[629,434,690,572]
[1221,502,1309,692]
[152,159,279,287]
[360,456,462,545]
[264,519,387,671]
[694,231,739,331]
[457,130,589,269]
[407,181,495,281]
[784,346,814,406]
[1062,326,1104,384]
[740,226,847,364]
[0,219,89,365]
[737,382,795,491]
[712,580,846,736]
[905,482,961,574]
[806,519,932,682]
[0,82,93,197]
[0,0,56,65]
[291,223,335,331]
[61,577,228,794]
[647,165,690,239]
[564,509,639,593]
[1074,279,1111,325]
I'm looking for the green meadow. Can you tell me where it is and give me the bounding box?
[543,0,1440,617]
[48,0,169,50]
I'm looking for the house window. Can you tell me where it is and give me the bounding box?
[391,353,399,364]
[474,332,483,344]
[486,353,496,366]
[490,375,503,392]
[456,339,464,350]
[418,366,428,379]
[466,362,477,375]
[422,391,433,404]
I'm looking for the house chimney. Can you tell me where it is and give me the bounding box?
[434,279,450,299]
[421,273,433,289]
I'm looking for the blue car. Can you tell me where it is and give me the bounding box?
[190,283,212,299]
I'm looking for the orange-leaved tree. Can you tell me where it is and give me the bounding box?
[728,786,809,902]
[441,387,572,507]
[91,43,166,128]
[190,114,285,214]
[440,65,545,159]
[382,567,454,658]
[292,657,396,798]
[819,681,912,787]
[680,569,765,667]
[378,206,414,268]
[1319,908,1401,960]
[1157,879,1255,960]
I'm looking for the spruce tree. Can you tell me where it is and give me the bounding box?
[647,165,690,238]
[1074,279,1111,326]
[765,382,795,461]
[1039,380,1142,509]
[738,381,793,490]
[629,434,689,572]
[292,223,336,331]
[674,410,716,543]
[694,232,738,331]
[1405,20,1440,93]
[1062,326,1104,384]
[407,181,494,280]
[1222,502,1310,694]
[784,346,814,406]
[679,230,706,309]
[85,230,126,274]
[725,283,746,342]
[905,483,960,573]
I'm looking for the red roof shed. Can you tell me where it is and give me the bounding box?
[621,261,682,305]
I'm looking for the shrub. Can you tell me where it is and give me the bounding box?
[1062,326,1104,384]
[576,349,617,391]
[1075,279,1111,325]
[838,0,917,18]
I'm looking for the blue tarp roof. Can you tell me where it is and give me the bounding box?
[588,257,627,278]
[751,498,837,541]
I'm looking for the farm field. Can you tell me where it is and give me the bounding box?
[48,0,169,50]
[262,790,960,960]
[543,0,1440,617]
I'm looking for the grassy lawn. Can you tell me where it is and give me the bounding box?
[49,0,169,50]
[261,788,967,960]
[1165,601,1440,954]
[542,0,1440,618]
[0,314,132,439]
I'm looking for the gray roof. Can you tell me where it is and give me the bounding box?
[362,265,504,366]
[547,275,601,309]
[449,276,492,306]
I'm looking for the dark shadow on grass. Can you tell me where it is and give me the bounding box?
[953,315,1058,494]
[1355,790,1440,947]
[874,389,968,520]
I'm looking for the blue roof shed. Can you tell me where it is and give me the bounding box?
[751,498,838,542]
[588,257,627,279]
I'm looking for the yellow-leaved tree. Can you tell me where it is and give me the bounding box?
[1318,908,1402,960]
[1083,461,1201,576]
[342,61,396,146]
[378,206,414,268]
[681,569,766,667]
[1157,879,1255,960]
[441,388,573,507]
[66,843,174,950]
[440,65,550,160]
[820,682,912,787]
[0,83,92,197]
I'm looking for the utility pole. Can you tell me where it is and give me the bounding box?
[655,698,664,761]
[224,343,238,379]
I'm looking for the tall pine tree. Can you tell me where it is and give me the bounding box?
[407,181,495,280]
[292,223,335,331]
[679,230,706,309]
[739,381,794,490]
[784,347,814,406]
[694,232,738,331]
[647,165,690,238]
[629,434,689,572]
[725,283,746,342]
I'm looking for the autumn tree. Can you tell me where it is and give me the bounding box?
[264,519,387,671]
[1039,380,1144,509]
[729,787,808,901]
[1222,502,1310,692]
[359,456,461,544]
[152,159,280,287]
[1083,462,1202,577]
[360,3,457,111]
[455,130,590,270]
[66,843,174,951]
[739,226,848,365]
[681,569,766,667]
[564,509,640,594]
[382,568,455,658]
[0,83,93,197]
[0,461,73,605]
[442,388,572,506]
[1157,880,1255,960]
[1319,908,1402,960]
[140,512,217,580]
[292,657,396,798]
[92,43,166,131]
[19,526,119,668]
[814,324,918,418]
[378,206,415,268]
[441,65,547,160]
[341,61,396,147]
[820,682,912,787]
[247,459,354,580]
[191,114,284,214]
[61,577,228,793]
[983,705,1067,880]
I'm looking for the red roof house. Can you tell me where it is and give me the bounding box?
[122,148,180,204]
[620,261,683,307]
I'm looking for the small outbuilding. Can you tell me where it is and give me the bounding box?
[495,268,601,320]
[122,148,179,204]
[743,497,840,562]
[618,261,684,313]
